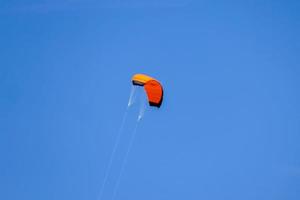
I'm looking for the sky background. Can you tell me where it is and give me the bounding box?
[1,0,300,199]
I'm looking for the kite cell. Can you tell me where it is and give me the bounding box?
[132,74,163,108]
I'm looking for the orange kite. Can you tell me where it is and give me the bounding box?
[132,74,163,108]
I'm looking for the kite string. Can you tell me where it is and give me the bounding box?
[138,91,146,121]
[97,108,129,200]
[111,120,140,200]
[128,85,137,107]
[98,86,138,200]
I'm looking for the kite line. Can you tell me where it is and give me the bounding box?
[111,119,140,200]
[111,98,145,200]
[97,108,129,200]
[98,86,139,200]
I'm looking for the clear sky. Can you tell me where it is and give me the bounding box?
[1,0,300,199]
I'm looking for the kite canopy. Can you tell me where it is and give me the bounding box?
[132,74,163,108]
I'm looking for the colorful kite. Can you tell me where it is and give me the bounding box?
[131,74,163,108]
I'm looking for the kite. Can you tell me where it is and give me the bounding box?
[131,74,163,108]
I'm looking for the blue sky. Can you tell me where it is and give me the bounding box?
[1,0,300,199]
